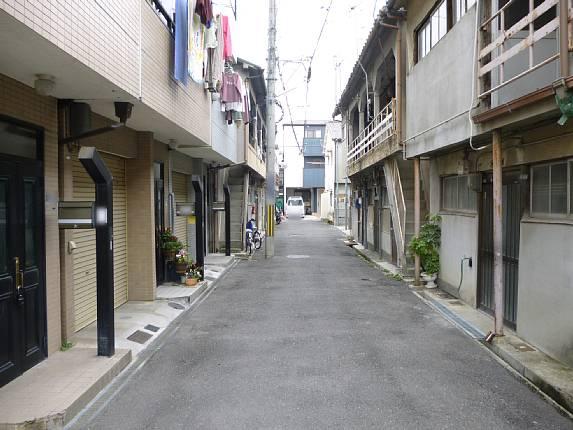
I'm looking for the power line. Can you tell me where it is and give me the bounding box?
[277,60,302,154]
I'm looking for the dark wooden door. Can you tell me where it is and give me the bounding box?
[0,157,46,387]
[478,172,523,327]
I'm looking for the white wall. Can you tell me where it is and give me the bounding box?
[517,221,573,367]
[282,126,305,188]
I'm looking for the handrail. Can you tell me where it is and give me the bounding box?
[347,99,395,164]
[151,0,175,34]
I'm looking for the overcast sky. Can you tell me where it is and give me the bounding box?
[233,0,385,121]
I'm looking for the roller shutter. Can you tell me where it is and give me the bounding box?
[72,153,128,331]
[172,172,189,248]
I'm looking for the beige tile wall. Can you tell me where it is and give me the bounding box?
[1,0,212,146]
[0,74,61,355]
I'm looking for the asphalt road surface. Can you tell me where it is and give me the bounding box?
[71,217,572,429]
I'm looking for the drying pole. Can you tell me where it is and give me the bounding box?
[265,0,277,258]
[492,129,504,335]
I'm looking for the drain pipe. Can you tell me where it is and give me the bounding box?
[357,61,370,127]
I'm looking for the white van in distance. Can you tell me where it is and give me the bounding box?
[286,196,305,218]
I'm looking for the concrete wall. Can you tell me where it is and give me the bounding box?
[405,7,476,158]
[438,214,479,307]
[517,221,573,367]
[210,100,240,164]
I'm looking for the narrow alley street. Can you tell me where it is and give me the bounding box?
[68,218,571,429]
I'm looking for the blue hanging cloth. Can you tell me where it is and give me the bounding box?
[174,0,189,85]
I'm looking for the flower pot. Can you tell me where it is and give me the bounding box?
[186,278,198,287]
[175,263,187,274]
[163,250,176,261]
[421,273,438,289]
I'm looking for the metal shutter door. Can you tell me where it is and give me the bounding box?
[172,172,188,247]
[72,153,128,331]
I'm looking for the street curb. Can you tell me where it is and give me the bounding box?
[65,257,240,429]
[485,341,573,416]
[414,289,573,419]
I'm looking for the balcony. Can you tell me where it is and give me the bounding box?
[303,138,324,156]
[476,0,569,118]
[346,99,397,176]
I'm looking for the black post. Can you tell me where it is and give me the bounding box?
[192,176,204,267]
[78,147,115,357]
[224,184,231,256]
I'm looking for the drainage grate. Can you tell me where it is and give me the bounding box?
[144,324,160,333]
[168,302,185,310]
[427,298,485,339]
[127,330,153,344]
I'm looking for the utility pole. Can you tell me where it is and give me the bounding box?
[265,0,277,258]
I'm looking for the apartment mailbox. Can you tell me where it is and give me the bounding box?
[211,201,225,212]
[58,201,95,229]
[176,202,194,216]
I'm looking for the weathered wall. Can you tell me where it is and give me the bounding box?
[438,214,479,306]
[405,7,476,158]
[517,221,573,367]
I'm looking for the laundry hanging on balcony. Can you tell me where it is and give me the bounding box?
[174,0,189,85]
[222,15,233,61]
[188,12,205,84]
[221,69,245,124]
[205,14,223,92]
[195,0,213,25]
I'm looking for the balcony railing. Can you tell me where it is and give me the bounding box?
[347,99,395,165]
[478,0,567,104]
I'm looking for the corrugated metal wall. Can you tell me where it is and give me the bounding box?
[172,171,189,248]
[72,153,128,331]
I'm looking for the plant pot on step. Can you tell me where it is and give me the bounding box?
[186,277,198,287]
[175,263,188,275]
[421,272,438,289]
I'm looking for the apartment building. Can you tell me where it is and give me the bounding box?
[337,0,573,368]
[334,2,421,269]
[0,0,264,388]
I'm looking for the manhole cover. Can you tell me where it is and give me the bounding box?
[127,330,153,344]
[512,343,535,352]
[144,324,160,332]
[286,255,309,259]
[168,302,185,310]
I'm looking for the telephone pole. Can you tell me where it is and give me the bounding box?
[265,0,277,258]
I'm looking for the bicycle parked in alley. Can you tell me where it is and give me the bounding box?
[245,218,263,255]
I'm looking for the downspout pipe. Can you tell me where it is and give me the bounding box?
[358,61,370,126]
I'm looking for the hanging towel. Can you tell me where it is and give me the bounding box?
[189,13,205,84]
[222,15,233,60]
[174,0,189,85]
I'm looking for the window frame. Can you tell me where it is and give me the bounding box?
[529,159,573,219]
[441,174,478,213]
[415,0,476,62]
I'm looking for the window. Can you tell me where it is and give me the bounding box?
[454,0,476,22]
[442,175,477,212]
[531,160,573,217]
[417,0,478,61]
[417,0,448,60]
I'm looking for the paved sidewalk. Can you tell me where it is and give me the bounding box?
[0,254,237,429]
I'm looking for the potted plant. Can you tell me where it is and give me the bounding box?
[160,229,183,261]
[174,250,189,276]
[185,262,204,286]
[408,215,441,289]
